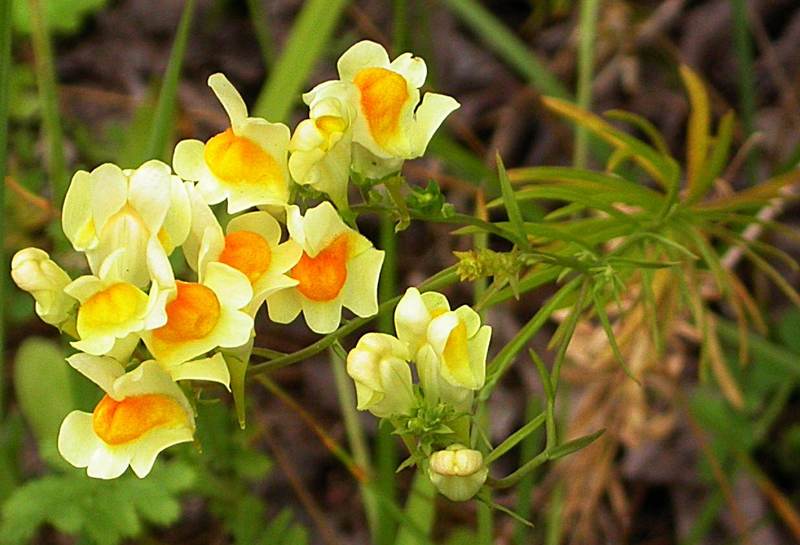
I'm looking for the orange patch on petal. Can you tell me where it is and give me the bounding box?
[290,234,349,302]
[77,282,146,333]
[219,230,272,284]
[153,281,220,343]
[204,128,282,188]
[92,393,187,446]
[353,68,408,148]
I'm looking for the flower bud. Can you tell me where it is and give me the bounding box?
[428,444,488,501]
[346,333,415,418]
[11,248,76,327]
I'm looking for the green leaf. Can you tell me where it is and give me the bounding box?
[225,355,248,429]
[486,410,546,464]
[541,97,680,190]
[0,462,194,545]
[680,65,711,191]
[687,110,735,204]
[13,337,74,466]
[254,0,349,123]
[546,429,605,460]
[145,0,196,162]
[496,153,530,249]
[13,0,106,35]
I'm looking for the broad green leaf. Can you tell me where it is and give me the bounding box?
[13,337,74,466]
[680,65,711,192]
[254,0,349,123]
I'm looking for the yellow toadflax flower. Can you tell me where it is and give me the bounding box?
[58,358,195,479]
[65,245,174,357]
[427,444,488,501]
[184,187,301,315]
[62,160,191,288]
[266,202,384,334]
[395,287,491,394]
[11,247,76,328]
[336,40,460,176]
[141,262,254,366]
[346,333,416,418]
[173,73,291,213]
[289,81,357,208]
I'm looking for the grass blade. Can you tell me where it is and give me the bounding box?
[254,0,350,123]
[28,0,67,205]
[246,0,276,69]
[439,0,569,99]
[145,0,196,162]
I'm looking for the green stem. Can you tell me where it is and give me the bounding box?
[573,0,600,168]
[0,0,12,414]
[513,399,542,545]
[28,0,67,205]
[329,344,380,538]
[376,192,400,545]
[247,266,458,376]
[145,0,196,162]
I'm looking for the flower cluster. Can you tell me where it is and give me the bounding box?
[347,287,492,501]
[11,41,458,479]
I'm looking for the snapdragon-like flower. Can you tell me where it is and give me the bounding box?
[65,244,173,356]
[11,248,76,328]
[58,358,195,479]
[395,287,491,392]
[427,444,488,501]
[62,160,191,288]
[173,73,290,213]
[336,40,460,175]
[141,262,253,366]
[185,188,301,315]
[346,333,416,418]
[289,81,357,208]
[266,202,384,334]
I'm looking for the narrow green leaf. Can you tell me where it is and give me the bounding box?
[224,355,248,429]
[394,471,436,545]
[254,0,349,123]
[546,429,604,460]
[440,0,569,99]
[604,109,670,156]
[680,65,711,191]
[542,96,680,190]
[481,277,581,399]
[591,290,639,384]
[687,111,735,204]
[485,410,546,464]
[496,153,530,250]
[145,0,196,162]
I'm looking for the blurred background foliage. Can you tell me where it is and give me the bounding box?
[1,0,800,544]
